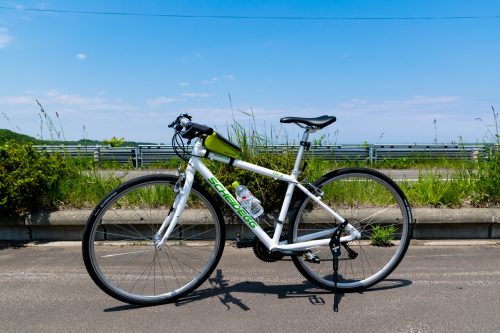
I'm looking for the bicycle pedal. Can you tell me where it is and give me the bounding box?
[303,250,320,264]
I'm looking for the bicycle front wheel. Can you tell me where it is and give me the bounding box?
[82,175,225,305]
[289,168,412,292]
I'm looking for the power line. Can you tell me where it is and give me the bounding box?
[1,5,500,21]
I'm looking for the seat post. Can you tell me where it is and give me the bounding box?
[291,128,312,177]
[275,128,312,227]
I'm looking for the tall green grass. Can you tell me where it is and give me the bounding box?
[49,171,122,209]
[402,173,472,208]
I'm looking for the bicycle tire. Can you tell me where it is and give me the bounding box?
[82,174,225,305]
[288,168,412,292]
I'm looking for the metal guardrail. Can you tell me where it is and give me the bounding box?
[34,143,499,168]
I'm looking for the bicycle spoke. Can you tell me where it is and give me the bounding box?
[290,169,411,291]
[84,176,224,305]
[100,249,153,258]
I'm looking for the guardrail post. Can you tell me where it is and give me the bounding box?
[134,147,141,168]
[369,145,375,163]
[471,147,479,161]
[94,145,100,168]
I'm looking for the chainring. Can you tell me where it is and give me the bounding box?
[252,228,287,263]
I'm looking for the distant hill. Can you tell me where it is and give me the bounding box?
[0,129,156,146]
[0,129,38,145]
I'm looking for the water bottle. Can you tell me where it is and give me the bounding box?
[232,181,264,218]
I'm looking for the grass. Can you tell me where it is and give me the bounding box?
[50,170,122,209]
[370,225,396,247]
[42,146,499,211]
[401,172,472,208]
[320,175,397,206]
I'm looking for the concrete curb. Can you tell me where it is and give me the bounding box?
[1,208,499,241]
[412,208,499,239]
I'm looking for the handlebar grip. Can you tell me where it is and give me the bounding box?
[190,123,214,135]
[179,122,214,140]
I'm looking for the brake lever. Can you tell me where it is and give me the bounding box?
[169,113,192,131]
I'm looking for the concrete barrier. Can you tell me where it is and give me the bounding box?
[0,208,498,241]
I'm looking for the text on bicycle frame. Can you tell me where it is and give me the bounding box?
[208,177,258,228]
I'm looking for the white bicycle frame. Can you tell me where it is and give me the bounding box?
[155,128,361,252]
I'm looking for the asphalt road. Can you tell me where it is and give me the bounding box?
[0,241,499,333]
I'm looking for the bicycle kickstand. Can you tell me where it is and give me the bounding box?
[329,221,347,312]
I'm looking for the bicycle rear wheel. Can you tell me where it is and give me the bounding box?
[289,168,412,292]
[82,175,225,305]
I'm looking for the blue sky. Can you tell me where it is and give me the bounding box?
[1,1,500,144]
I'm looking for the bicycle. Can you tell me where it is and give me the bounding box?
[82,113,413,307]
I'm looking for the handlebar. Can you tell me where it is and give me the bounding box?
[169,113,213,140]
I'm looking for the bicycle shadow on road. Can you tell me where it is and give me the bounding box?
[103,269,411,313]
[174,269,412,311]
[175,268,330,311]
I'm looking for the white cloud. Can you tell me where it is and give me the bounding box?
[0,27,13,48]
[201,77,219,85]
[178,108,236,127]
[335,96,459,116]
[0,95,34,105]
[146,97,177,108]
[76,53,87,60]
[386,95,458,107]
[179,81,190,87]
[146,93,210,108]
[0,90,145,142]
[201,75,236,84]
[44,89,136,111]
[181,92,211,98]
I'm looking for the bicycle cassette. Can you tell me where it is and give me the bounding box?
[253,228,287,263]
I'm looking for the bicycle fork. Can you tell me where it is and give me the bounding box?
[153,165,196,249]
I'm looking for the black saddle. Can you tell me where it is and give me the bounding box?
[280,115,336,129]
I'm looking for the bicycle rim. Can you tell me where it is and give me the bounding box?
[290,168,412,291]
[83,176,224,305]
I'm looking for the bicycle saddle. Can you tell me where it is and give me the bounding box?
[280,115,336,129]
